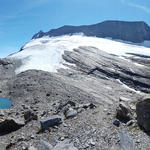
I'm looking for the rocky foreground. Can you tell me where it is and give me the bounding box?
[0,46,150,150]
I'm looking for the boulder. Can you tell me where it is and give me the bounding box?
[119,97,130,102]
[126,120,136,126]
[24,110,38,123]
[57,101,76,114]
[40,115,62,131]
[65,108,78,119]
[113,119,120,127]
[77,103,96,109]
[136,95,150,131]
[116,102,132,122]
[0,118,24,134]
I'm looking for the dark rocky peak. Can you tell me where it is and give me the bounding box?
[32,20,150,43]
[32,30,45,39]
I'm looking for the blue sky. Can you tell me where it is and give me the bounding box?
[0,0,150,57]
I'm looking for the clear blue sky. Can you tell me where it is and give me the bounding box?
[0,0,150,57]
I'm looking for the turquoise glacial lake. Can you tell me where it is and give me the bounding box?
[0,97,13,109]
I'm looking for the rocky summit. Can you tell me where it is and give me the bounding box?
[0,21,150,150]
[32,21,150,43]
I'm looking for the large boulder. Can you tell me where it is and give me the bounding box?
[136,95,150,131]
[116,102,132,122]
[0,118,24,134]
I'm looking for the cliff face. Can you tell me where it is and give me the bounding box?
[32,20,150,43]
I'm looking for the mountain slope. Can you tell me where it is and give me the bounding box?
[32,20,150,43]
[1,21,150,150]
[1,45,150,150]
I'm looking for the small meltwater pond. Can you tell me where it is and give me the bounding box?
[0,97,13,109]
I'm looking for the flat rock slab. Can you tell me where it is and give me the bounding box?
[119,130,136,150]
[39,140,53,150]
[40,115,62,131]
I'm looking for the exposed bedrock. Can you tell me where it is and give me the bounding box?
[62,46,150,93]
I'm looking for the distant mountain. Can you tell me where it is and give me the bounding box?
[32,20,150,43]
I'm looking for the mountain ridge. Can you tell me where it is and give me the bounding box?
[32,20,150,43]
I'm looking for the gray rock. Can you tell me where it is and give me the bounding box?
[116,102,132,121]
[129,104,136,111]
[36,139,78,150]
[113,119,120,127]
[0,59,12,66]
[39,140,53,150]
[40,115,62,131]
[53,139,78,150]
[57,101,76,114]
[76,103,96,109]
[82,103,96,109]
[119,97,130,102]
[126,120,135,126]
[136,95,150,131]
[77,108,84,113]
[119,130,136,150]
[89,138,96,146]
[65,108,78,119]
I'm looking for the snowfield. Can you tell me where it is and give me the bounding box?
[8,35,150,74]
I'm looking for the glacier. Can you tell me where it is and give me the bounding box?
[8,34,150,74]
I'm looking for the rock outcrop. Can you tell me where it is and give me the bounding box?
[116,102,132,122]
[62,46,150,93]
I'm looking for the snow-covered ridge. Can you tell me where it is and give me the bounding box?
[8,35,150,74]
